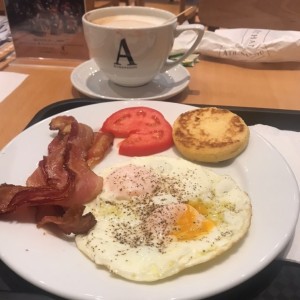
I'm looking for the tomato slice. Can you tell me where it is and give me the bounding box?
[101,107,173,156]
[119,127,173,156]
[101,107,169,138]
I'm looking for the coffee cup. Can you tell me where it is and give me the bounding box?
[82,6,204,87]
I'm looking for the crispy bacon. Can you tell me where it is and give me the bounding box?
[37,205,97,235]
[0,184,31,213]
[0,182,72,214]
[87,132,114,168]
[26,126,69,188]
[0,115,114,234]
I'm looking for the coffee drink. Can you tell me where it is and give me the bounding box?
[83,7,205,86]
[91,15,165,28]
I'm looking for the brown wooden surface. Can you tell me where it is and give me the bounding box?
[198,0,300,30]
[0,0,4,14]
[1,56,300,150]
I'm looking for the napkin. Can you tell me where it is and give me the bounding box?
[251,124,300,263]
[0,72,28,103]
[172,27,300,63]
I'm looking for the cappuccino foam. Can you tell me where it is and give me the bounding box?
[91,15,166,28]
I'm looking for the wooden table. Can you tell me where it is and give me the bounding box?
[1,57,300,150]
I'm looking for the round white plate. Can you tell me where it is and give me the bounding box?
[70,59,190,101]
[0,101,299,300]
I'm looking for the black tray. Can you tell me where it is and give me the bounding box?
[25,98,300,131]
[2,98,300,300]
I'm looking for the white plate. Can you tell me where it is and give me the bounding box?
[70,59,190,101]
[0,101,299,300]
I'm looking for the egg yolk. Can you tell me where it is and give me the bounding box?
[146,203,215,242]
[170,204,215,241]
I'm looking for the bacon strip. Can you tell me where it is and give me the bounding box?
[87,132,114,168]
[26,116,74,188]
[0,182,72,214]
[37,205,97,235]
[0,184,32,214]
[0,116,114,234]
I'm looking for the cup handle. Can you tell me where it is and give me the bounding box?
[161,24,205,72]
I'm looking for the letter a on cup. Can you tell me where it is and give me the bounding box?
[114,39,137,66]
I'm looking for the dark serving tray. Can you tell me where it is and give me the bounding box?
[1,98,300,300]
[25,98,300,132]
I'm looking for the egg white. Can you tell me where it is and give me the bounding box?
[75,156,252,282]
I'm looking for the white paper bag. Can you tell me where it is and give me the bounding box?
[172,27,300,63]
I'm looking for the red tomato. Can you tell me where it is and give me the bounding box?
[119,127,173,156]
[102,107,170,138]
[101,107,173,156]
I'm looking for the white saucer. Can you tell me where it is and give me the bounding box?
[71,59,190,101]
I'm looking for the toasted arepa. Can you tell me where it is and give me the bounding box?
[172,107,250,163]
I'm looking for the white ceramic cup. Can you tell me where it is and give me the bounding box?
[82,6,205,87]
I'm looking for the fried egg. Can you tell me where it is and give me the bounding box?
[75,156,252,282]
